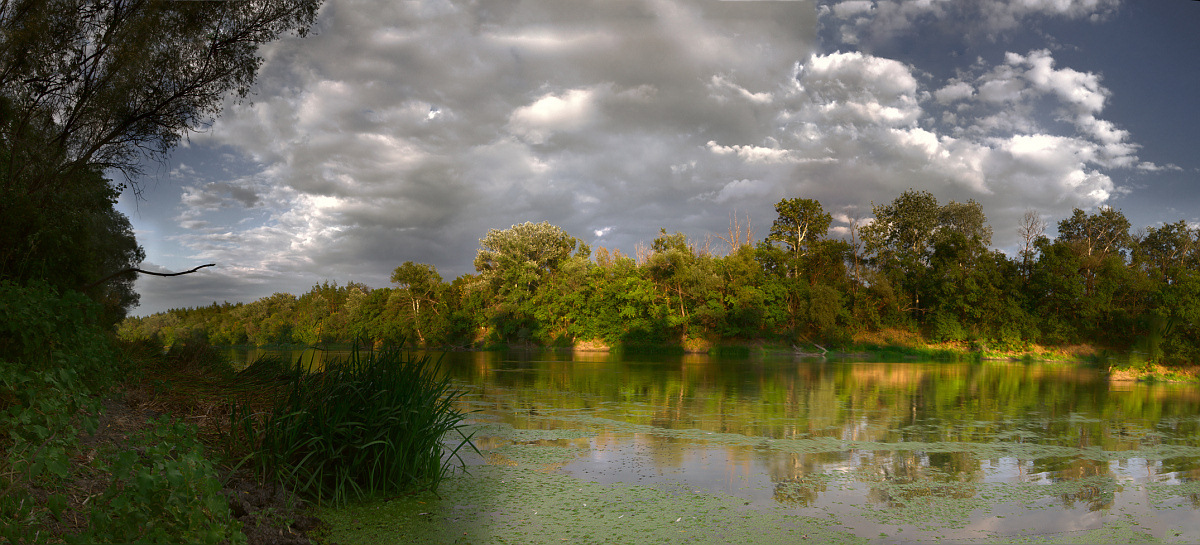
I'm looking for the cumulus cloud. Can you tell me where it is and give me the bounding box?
[934,81,974,104]
[703,47,1135,246]
[128,0,1154,313]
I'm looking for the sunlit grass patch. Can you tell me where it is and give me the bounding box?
[1109,362,1200,383]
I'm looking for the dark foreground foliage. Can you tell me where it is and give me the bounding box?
[0,281,247,544]
[2,281,474,542]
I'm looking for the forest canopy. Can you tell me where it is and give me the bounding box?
[120,197,1200,365]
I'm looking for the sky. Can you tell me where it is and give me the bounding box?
[117,0,1200,316]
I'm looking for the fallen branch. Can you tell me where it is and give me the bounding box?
[792,339,829,356]
[83,263,216,290]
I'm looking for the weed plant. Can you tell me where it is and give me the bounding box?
[228,349,475,506]
[74,417,245,545]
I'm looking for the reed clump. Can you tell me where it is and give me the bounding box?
[227,349,474,506]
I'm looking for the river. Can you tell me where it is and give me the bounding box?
[225,348,1200,543]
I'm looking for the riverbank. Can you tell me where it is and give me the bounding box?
[28,342,325,544]
[214,329,1200,383]
[1108,362,1200,383]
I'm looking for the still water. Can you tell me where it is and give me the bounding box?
[227,348,1200,542]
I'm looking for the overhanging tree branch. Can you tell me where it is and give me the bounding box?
[83,263,215,290]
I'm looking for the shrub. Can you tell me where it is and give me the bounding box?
[930,313,966,343]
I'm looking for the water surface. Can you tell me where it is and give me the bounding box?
[233,348,1200,543]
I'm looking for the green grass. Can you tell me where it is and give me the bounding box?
[227,349,476,506]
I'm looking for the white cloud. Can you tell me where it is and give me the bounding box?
[934,81,975,104]
[1013,49,1107,113]
[708,74,774,105]
[508,88,600,144]
[704,48,1139,247]
[1137,162,1183,173]
[706,141,802,164]
[792,51,921,127]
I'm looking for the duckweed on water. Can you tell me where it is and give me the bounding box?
[463,421,599,442]
[320,465,867,545]
[316,400,1200,544]
[321,422,1200,544]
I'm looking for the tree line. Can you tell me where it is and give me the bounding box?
[120,192,1200,364]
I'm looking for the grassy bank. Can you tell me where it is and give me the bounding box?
[0,281,475,543]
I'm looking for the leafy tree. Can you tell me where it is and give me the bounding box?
[473,222,582,342]
[862,192,995,323]
[712,245,779,338]
[1025,237,1086,343]
[1136,220,1196,282]
[861,189,941,315]
[766,197,832,277]
[927,231,1029,344]
[645,230,703,326]
[1056,207,1132,296]
[0,0,321,185]
[474,222,579,295]
[0,161,144,325]
[391,262,445,344]
[1058,207,1133,262]
[760,198,849,337]
[862,189,941,268]
[0,0,321,318]
[936,199,992,248]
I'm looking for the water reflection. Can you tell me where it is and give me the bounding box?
[427,350,1200,513]
[229,348,1200,535]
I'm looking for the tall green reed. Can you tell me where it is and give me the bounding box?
[227,349,475,506]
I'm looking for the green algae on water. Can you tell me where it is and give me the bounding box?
[321,465,869,545]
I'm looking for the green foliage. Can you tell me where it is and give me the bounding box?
[936,199,992,247]
[0,282,113,499]
[930,312,967,342]
[474,221,579,293]
[1,282,238,544]
[766,197,832,279]
[119,198,1200,363]
[228,350,475,506]
[862,189,941,267]
[76,418,246,545]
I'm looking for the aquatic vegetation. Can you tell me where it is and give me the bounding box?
[227,350,475,505]
[277,351,1200,543]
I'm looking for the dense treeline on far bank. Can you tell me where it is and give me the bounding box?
[122,191,1200,365]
